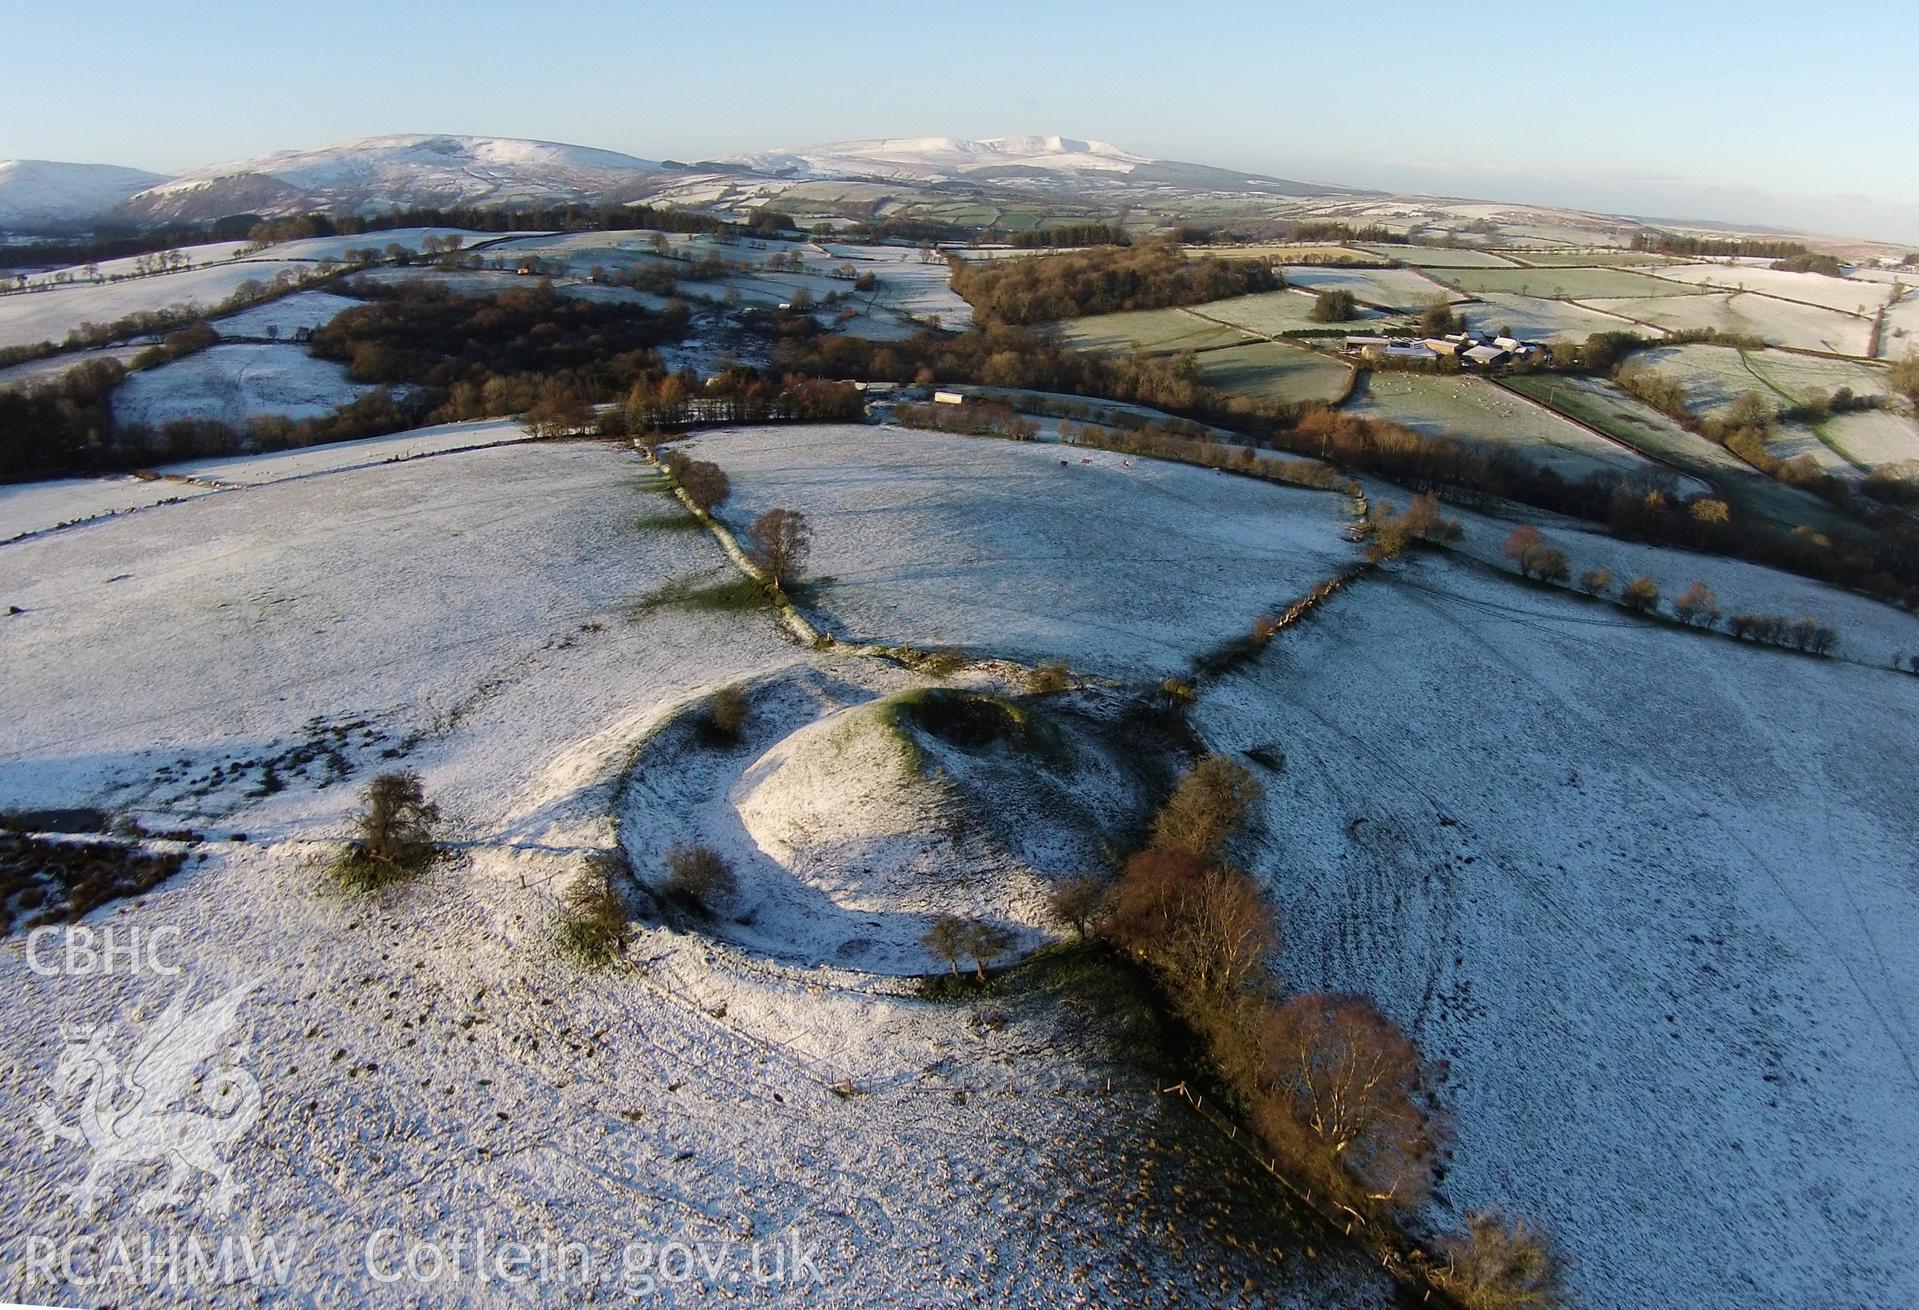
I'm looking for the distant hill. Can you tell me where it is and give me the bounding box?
[0,160,172,229]
[722,134,1355,196]
[106,134,663,225]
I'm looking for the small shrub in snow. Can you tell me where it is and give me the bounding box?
[557,851,630,968]
[1431,1211,1566,1310]
[706,687,750,742]
[1047,874,1105,939]
[1026,660,1073,694]
[1151,756,1262,858]
[1672,581,1721,629]
[332,770,438,891]
[1620,575,1661,613]
[665,843,736,911]
[1577,566,1613,597]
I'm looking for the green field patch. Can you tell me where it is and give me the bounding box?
[1429,267,1705,299]
[1055,307,1252,354]
[1504,374,1855,534]
[1346,371,1673,484]
[1191,340,1353,405]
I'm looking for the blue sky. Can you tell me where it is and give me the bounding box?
[4,0,1916,241]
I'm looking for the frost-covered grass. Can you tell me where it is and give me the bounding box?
[1283,265,1460,312]
[0,419,537,539]
[1656,262,1896,315]
[1194,288,1407,336]
[1344,371,1691,487]
[110,343,368,429]
[1632,343,1897,418]
[1197,544,1919,1310]
[1503,373,1855,534]
[685,423,1361,677]
[1354,245,1522,268]
[0,432,1392,1307]
[1431,266,1704,299]
[1878,290,1919,360]
[1502,249,1682,268]
[1583,291,1875,356]
[1458,290,1651,342]
[210,289,362,339]
[1054,306,1251,353]
[0,261,312,349]
[19,241,255,288]
[1190,340,1353,404]
[1817,408,1919,466]
[0,344,144,391]
[0,472,222,540]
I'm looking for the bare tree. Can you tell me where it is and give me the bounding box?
[1433,1211,1566,1310]
[352,771,439,868]
[1152,755,1263,857]
[1253,992,1441,1214]
[665,844,736,909]
[922,913,970,976]
[746,508,812,595]
[1621,575,1661,613]
[1047,875,1104,939]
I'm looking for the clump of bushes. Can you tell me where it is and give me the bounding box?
[331,770,439,891]
[664,843,736,914]
[556,851,631,968]
[1366,492,1462,562]
[661,450,731,513]
[1725,613,1839,654]
[1501,526,1569,584]
[920,912,1015,983]
[705,686,750,742]
[0,831,186,936]
[1026,660,1073,694]
[1432,1211,1567,1310]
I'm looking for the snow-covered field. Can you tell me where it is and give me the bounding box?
[1655,262,1896,315]
[686,423,1362,678]
[1458,290,1653,342]
[1345,371,1701,489]
[1582,290,1875,356]
[254,228,500,262]
[0,261,311,349]
[210,289,361,339]
[1283,265,1461,312]
[1197,542,1919,1310]
[110,343,368,428]
[0,419,536,540]
[0,432,1393,1307]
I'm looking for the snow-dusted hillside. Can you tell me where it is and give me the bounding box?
[727,134,1150,182]
[0,159,170,228]
[112,134,661,224]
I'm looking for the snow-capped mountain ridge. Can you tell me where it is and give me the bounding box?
[724,135,1152,182]
[110,134,663,225]
[0,160,172,228]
